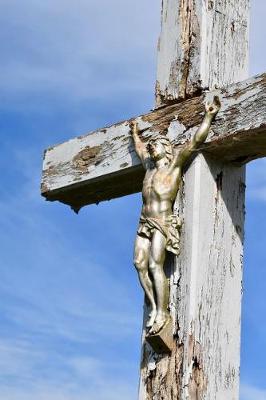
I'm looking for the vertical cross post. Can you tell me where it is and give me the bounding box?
[139,1,249,398]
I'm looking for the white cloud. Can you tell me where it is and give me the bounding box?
[246,159,266,202]
[0,197,140,345]
[250,0,266,75]
[0,86,146,394]
[0,339,137,400]
[241,383,266,400]
[0,384,136,400]
[0,339,44,378]
[248,187,266,202]
[0,0,264,112]
[0,0,161,108]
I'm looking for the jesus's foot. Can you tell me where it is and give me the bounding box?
[146,309,157,329]
[149,312,170,335]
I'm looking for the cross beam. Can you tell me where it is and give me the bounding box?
[41,73,266,211]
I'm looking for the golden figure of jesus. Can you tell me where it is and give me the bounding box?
[130,97,220,335]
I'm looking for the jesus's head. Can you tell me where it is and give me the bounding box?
[147,135,173,162]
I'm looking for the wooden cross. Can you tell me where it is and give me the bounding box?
[41,1,266,398]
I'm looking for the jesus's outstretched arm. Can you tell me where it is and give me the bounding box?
[130,121,149,168]
[171,96,221,169]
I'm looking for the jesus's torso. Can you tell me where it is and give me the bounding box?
[141,166,181,220]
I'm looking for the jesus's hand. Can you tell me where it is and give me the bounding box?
[205,96,221,117]
[129,120,139,136]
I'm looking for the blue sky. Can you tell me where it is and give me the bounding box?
[0,1,265,399]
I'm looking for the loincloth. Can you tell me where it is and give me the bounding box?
[137,213,182,256]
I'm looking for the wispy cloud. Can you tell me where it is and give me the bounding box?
[0,384,136,400]
[241,383,266,400]
[0,0,161,111]
[0,166,140,345]
[0,0,263,112]
[0,144,141,398]
[246,158,266,202]
[248,187,266,202]
[0,339,137,400]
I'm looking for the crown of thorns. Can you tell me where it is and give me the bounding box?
[148,135,173,159]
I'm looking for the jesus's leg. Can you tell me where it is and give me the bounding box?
[134,235,156,328]
[148,230,170,334]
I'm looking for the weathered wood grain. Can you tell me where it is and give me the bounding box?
[139,0,250,398]
[156,0,249,105]
[42,73,266,211]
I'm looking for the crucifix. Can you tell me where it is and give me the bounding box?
[41,0,266,398]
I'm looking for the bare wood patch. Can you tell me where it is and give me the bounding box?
[140,341,184,400]
[187,335,207,398]
[156,0,249,106]
[72,145,102,172]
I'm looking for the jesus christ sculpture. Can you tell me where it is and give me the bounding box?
[130,97,220,335]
